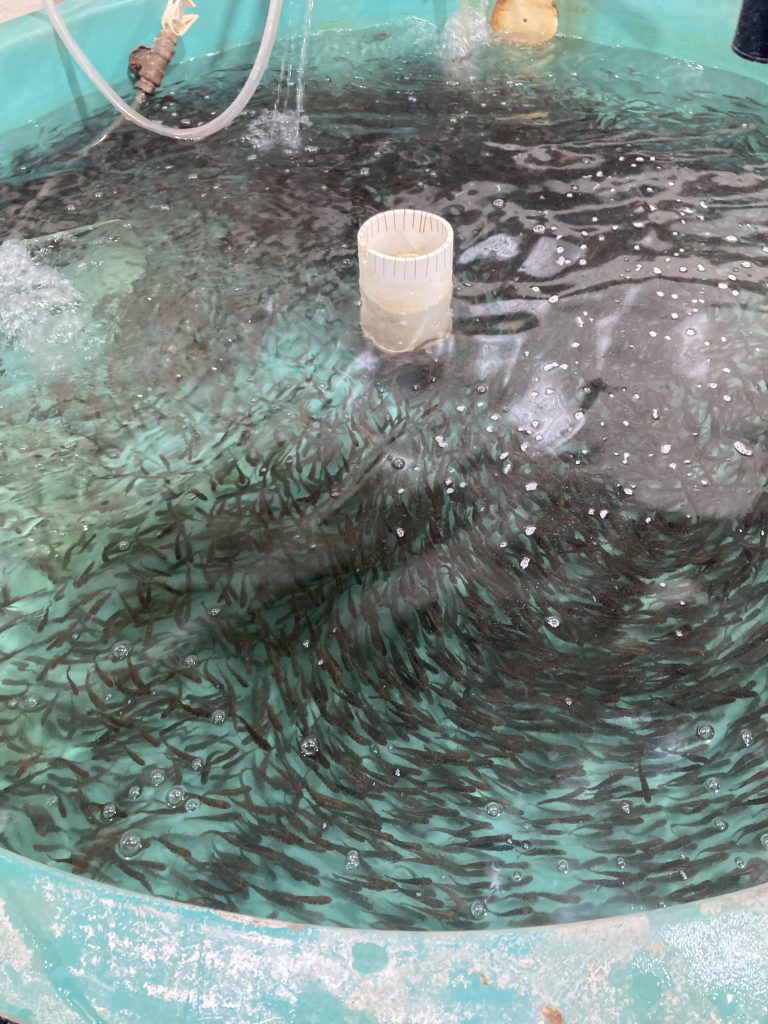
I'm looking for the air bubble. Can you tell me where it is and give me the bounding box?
[697,723,715,741]
[713,818,728,832]
[741,729,754,747]
[470,900,487,920]
[116,831,143,860]
[184,797,200,812]
[616,857,626,870]
[392,457,406,470]
[557,859,569,874]
[166,787,185,808]
[183,655,198,669]
[101,803,118,822]
[345,850,361,871]
[111,641,131,661]
[704,777,720,794]
[21,694,40,711]
[210,710,227,725]
[301,736,319,757]
[148,768,166,787]
[486,801,502,818]
[546,616,560,629]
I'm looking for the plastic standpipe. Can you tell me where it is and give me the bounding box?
[41,0,284,141]
[358,210,454,354]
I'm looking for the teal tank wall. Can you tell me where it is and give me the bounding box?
[559,0,768,82]
[3,843,768,1024]
[0,2,765,1023]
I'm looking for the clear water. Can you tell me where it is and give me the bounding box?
[1,15,768,931]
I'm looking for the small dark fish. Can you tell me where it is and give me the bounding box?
[639,760,652,804]
[235,715,272,751]
[253,886,331,908]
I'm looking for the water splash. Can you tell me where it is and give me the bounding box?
[441,0,492,61]
[247,0,315,151]
[0,239,81,351]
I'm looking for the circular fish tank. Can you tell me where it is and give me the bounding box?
[0,1,767,1021]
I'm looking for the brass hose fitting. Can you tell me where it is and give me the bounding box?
[128,0,199,97]
[129,28,178,96]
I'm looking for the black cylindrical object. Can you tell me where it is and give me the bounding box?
[733,0,768,63]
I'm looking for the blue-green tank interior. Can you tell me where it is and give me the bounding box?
[1,1,768,1022]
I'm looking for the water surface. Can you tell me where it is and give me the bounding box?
[1,15,768,929]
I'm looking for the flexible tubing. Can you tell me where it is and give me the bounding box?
[42,0,284,140]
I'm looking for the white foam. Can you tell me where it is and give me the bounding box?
[0,238,82,351]
[441,2,492,61]
[246,109,310,152]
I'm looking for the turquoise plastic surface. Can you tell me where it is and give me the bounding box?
[559,0,768,83]
[0,1,765,1022]
[3,843,768,1024]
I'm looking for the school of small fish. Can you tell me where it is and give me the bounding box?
[0,26,767,930]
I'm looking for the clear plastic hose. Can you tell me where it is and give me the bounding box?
[41,0,284,141]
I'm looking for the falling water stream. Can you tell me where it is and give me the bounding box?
[249,0,315,150]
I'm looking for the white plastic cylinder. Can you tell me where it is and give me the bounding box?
[358,210,454,354]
